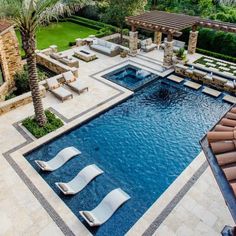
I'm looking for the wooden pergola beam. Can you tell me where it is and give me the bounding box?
[126,11,236,36]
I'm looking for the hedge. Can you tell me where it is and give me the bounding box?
[68,15,118,32]
[179,28,236,58]
[196,48,236,63]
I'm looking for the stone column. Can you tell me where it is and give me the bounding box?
[129,31,138,56]
[154,31,162,45]
[188,30,198,54]
[163,34,174,67]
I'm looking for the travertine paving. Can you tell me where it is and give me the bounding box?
[0,46,234,235]
[154,167,234,236]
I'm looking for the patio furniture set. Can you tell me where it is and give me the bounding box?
[35,146,131,227]
[46,71,88,102]
[50,52,79,68]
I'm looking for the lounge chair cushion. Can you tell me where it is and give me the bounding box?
[146,38,152,45]
[63,71,76,83]
[83,211,95,223]
[53,87,72,98]
[58,183,69,192]
[47,78,60,90]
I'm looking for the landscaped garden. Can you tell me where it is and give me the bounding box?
[194,56,236,76]
[16,21,98,54]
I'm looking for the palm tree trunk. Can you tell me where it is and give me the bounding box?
[21,30,47,127]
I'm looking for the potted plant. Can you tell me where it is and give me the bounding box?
[173,48,188,64]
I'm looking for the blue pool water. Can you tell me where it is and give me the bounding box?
[103,65,158,91]
[26,79,230,235]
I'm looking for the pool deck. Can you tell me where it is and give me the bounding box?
[0,47,234,235]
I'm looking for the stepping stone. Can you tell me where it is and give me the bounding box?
[206,62,216,67]
[224,72,235,77]
[219,66,230,71]
[223,95,236,104]
[203,58,214,63]
[230,66,236,70]
[208,67,219,73]
[184,81,202,90]
[217,62,227,66]
[202,87,221,97]
[167,74,184,83]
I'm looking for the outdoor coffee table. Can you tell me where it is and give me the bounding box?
[74,49,97,62]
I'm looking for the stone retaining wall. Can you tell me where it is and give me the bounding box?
[0,85,46,115]
[175,63,236,94]
[0,26,22,100]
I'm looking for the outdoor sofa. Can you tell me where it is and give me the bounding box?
[140,38,157,52]
[160,38,185,52]
[90,38,120,57]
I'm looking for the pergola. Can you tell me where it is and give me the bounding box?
[126,11,236,66]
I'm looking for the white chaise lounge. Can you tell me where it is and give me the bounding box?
[79,188,130,226]
[63,71,88,94]
[55,164,104,195]
[46,77,73,102]
[35,147,81,171]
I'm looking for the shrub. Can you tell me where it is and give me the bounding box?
[69,41,76,47]
[5,93,16,100]
[22,110,63,138]
[176,48,185,59]
[14,69,30,95]
[14,66,47,96]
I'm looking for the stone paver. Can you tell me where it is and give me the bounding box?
[202,87,221,97]
[223,95,236,104]
[153,168,234,236]
[206,62,216,67]
[203,58,214,63]
[167,74,184,83]
[184,80,202,90]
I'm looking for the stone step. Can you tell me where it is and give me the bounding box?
[167,75,184,83]
[223,95,236,104]
[184,81,202,90]
[202,87,221,97]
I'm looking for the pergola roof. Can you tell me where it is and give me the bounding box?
[126,11,236,37]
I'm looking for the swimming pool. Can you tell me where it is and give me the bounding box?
[26,79,230,235]
[103,65,158,91]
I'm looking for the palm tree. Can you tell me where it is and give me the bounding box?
[0,0,89,126]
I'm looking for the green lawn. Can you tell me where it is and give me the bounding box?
[16,21,98,54]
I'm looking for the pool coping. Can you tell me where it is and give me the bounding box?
[2,60,212,236]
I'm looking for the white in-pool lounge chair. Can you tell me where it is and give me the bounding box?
[79,188,130,226]
[35,147,81,171]
[63,71,88,95]
[55,164,104,195]
[47,77,73,102]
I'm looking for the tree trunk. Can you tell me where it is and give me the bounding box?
[21,30,47,127]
